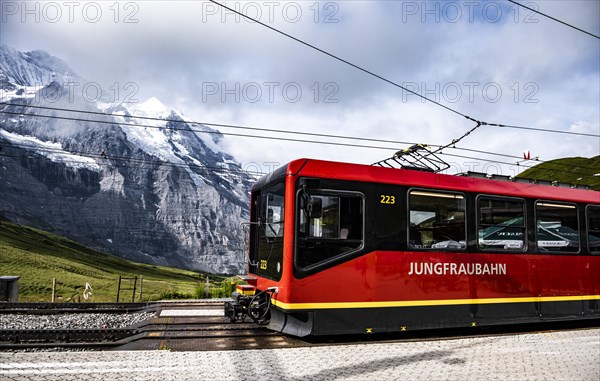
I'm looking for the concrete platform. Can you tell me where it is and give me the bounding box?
[1,328,598,380]
[159,309,224,317]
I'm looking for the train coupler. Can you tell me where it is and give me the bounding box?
[224,288,275,325]
[224,292,250,323]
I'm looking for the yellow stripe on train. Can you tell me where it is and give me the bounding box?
[270,295,600,310]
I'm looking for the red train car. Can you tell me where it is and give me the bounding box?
[225,158,600,336]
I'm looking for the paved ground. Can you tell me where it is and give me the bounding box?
[1,328,598,381]
[158,309,224,317]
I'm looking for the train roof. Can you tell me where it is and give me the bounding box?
[274,158,600,205]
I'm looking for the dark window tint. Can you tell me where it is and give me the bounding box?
[409,190,466,250]
[296,193,363,269]
[265,193,284,239]
[254,182,285,280]
[536,202,579,253]
[587,206,600,254]
[478,197,526,251]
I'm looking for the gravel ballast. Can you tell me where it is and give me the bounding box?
[0,311,156,330]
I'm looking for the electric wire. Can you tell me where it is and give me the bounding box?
[1,103,597,151]
[1,3,595,179]
[432,121,483,155]
[0,102,441,148]
[495,123,599,137]
[0,141,267,177]
[436,150,600,183]
[2,139,598,185]
[205,1,600,138]
[3,105,599,173]
[206,0,470,120]
[2,148,597,187]
[0,108,414,151]
[0,103,437,149]
[442,145,600,178]
[0,103,600,176]
[506,0,600,39]
[4,101,598,138]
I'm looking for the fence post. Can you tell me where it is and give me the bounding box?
[51,278,56,303]
[205,276,210,298]
[132,276,137,303]
[116,275,122,303]
[139,275,143,301]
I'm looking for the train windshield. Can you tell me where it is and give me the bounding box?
[248,181,285,280]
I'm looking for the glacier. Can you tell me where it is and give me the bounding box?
[0,45,253,274]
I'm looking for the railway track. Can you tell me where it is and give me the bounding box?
[113,314,600,351]
[0,301,156,350]
[2,301,597,352]
[0,302,154,314]
[0,301,306,351]
[115,301,306,351]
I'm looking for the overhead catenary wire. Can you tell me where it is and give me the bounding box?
[2,106,600,175]
[0,104,439,150]
[205,1,600,139]
[0,141,266,178]
[442,145,600,175]
[1,2,595,178]
[431,121,483,155]
[206,1,469,121]
[2,147,598,185]
[493,123,599,137]
[2,138,599,185]
[435,150,600,183]
[1,103,597,148]
[0,110,413,152]
[506,0,600,39]
[4,104,599,180]
[3,101,598,139]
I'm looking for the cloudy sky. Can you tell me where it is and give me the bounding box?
[2,0,599,176]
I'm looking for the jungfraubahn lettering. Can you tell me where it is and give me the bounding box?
[408,262,507,275]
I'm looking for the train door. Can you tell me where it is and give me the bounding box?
[536,201,582,318]
[584,205,600,315]
[248,182,285,281]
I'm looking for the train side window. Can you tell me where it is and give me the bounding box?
[477,197,526,251]
[303,195,340,239]
[587,206,600,254]
[296,193,364,269]
[408,190,466,250]
[535,202,579,253]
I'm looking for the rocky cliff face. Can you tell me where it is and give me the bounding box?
[0,45,252,274]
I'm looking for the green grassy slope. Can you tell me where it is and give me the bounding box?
[517,156,600,191]
[0,220,232,302]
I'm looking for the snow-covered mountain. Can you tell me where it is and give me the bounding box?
[0,46,80,89]
[0,45,253,274]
